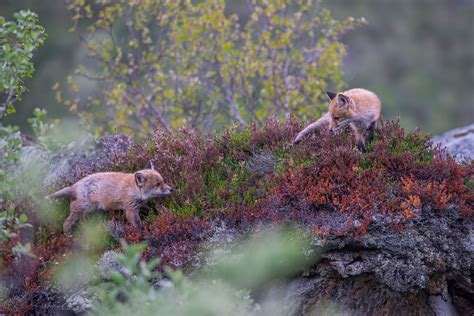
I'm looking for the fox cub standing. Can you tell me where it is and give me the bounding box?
[293,88,382,151]
[48,161,173,234]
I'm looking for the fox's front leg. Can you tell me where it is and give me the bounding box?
[292,113,331,144]
[365,121,376,144]
[355,135,367,152]
[125,205,143,230]
[350,123,367,152]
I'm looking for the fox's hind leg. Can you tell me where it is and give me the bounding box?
[63,200,86,235]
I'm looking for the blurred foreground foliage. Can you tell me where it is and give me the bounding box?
[59,0,363,136]
[93,230,316,316]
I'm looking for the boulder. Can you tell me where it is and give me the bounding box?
[277,207,473,315]
[432,123,474,162]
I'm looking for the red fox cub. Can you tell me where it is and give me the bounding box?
[48,161,173,234]
[292,88,382,151]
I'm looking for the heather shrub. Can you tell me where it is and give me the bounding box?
[90,118,472,244]
[269,121,473,236]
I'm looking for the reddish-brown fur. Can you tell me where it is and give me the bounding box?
[293,88,382,151]
[48,162,173,234]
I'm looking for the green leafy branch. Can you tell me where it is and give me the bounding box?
[0,10,46,120]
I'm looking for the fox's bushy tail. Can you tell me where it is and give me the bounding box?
[47,186,75,200]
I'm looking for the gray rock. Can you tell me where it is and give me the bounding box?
[281,206,473,315]
[432,123,474,162]
[65,289,94,314]
[246,152,280,175]
[16,134,135,194]
[428,295,457,316]
[7,286,94,315]
[48,134,135,187]
[195,221,241,269]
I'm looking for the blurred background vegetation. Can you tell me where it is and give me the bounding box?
[1,0,473,134]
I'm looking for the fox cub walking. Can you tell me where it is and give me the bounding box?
[293,88,382,151]
[48,162,173,234]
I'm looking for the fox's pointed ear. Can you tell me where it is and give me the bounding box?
[326,91,337,100]
[145,160,155,170]
[135,172,147,188]
[337,93,350,107]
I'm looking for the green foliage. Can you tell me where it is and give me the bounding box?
[0,125,24,247]
[0,10,46,119]
[26,108,59,150]
[95,241,160,311]
[204,228,316,290]
[0,107,56,256]
[465,178,474,191]
[2,1,472,134]
[388,130,433,164]
[0,206,31,244]
[61,0,363,136]
[0,124,21,165]
[0,11,46,255]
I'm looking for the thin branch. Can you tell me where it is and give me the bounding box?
[136,87,171,133]
[0,88,15,121]
[214,58,246,126]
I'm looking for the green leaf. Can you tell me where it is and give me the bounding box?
[19,214,28,223]
[109,271,126,285]
[6,103,16,114]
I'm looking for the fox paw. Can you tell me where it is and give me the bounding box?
[292,138,301,145]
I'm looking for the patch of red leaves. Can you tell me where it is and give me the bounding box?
[122,211,211,270]
[1,233,73,314]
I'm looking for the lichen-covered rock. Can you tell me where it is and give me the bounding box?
[97,250,128,280]
[193,221,241,269]
[279,206,473,315]
[50,134,135,186]
[65,290,94,314]
[18,133,135,190]
[12,286,94,315]
[432,123,474,162]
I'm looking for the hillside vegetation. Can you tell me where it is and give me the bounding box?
[1,118,472,313]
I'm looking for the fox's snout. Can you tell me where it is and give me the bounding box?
[330,125,342,133]
[160,184,174,195]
